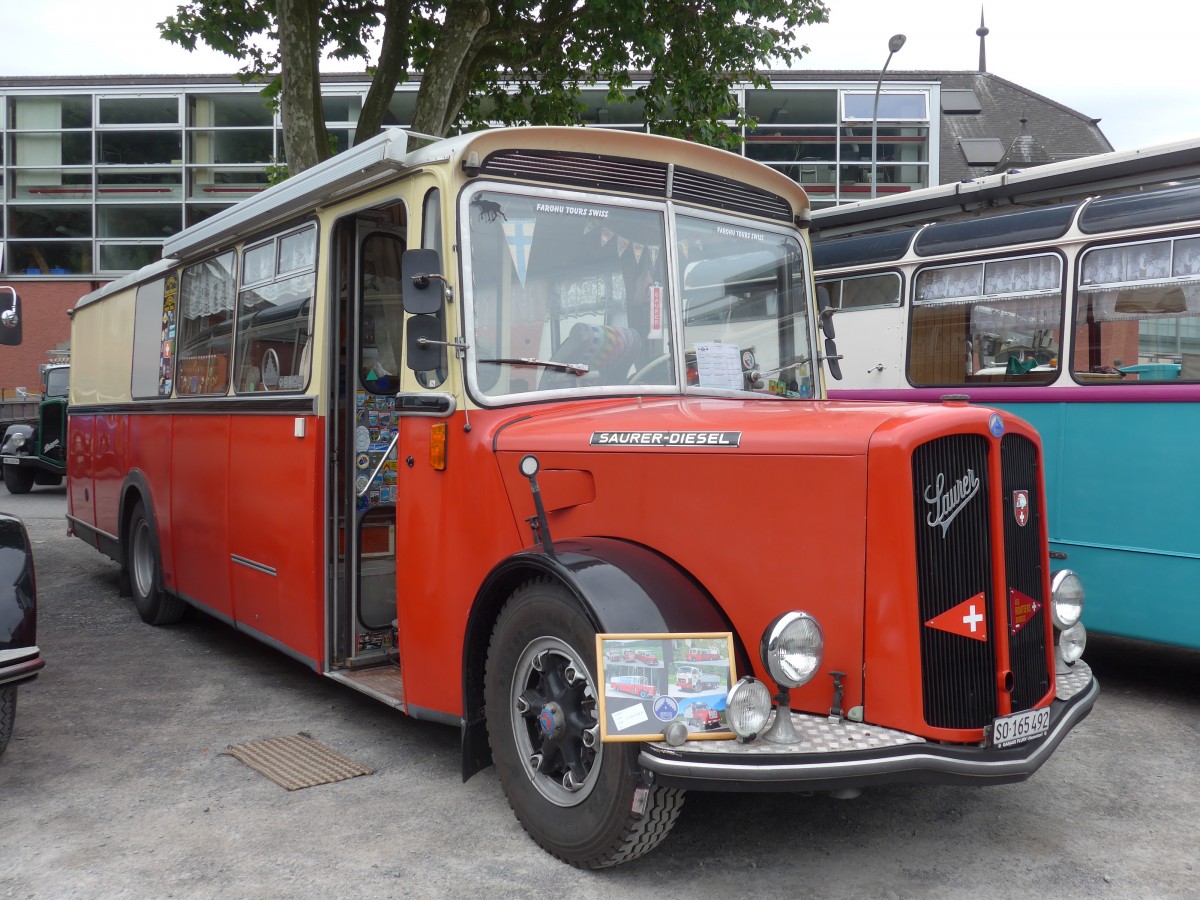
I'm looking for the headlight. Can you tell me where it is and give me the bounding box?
[725,678,772,739]
[760,611,824,689]
[1058,621,1087,664]
[1051,570,1085,630]
[9,432,25,448]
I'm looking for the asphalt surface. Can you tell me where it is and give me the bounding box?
[1,486,1198,899]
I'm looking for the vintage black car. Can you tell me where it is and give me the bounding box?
[0,512,43,754]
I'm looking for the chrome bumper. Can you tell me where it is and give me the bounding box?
[639,661,1098,792]
[0,645,46,687]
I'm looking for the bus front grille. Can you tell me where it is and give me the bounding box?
[911,433,1052,729]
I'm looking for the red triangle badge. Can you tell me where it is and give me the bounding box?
[926,592,989,642]
[1008,588,1042,635]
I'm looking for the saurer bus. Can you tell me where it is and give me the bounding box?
[66,126,1097,868]
[811,138,1200,652]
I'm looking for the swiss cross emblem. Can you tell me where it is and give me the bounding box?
[1013,490,1030,527]
[925,593,989,642]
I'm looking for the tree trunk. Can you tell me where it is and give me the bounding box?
[277,0,329,174]
[410,0,491,138]
[356,0,413,146]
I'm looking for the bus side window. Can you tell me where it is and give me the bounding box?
[176,251,236,396]
[360,232,406,394]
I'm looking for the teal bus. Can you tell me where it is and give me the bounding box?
[811,140,1200,650]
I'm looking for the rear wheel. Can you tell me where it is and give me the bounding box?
[0,686,15,754]
[3,465,35,495]
[484,577,684,868]
[128,501,185,625]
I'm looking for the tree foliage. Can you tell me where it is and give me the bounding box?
[161,0,829,174]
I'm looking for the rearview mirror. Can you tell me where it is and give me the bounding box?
[401,249,445,315]
[406,314,444,372]
[823,337,843,381]
[816,285,836,340]
[0,288,21,346]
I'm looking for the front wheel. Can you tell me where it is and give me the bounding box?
[485,577,684,868]
[128,501,185,625]
[2,465,35,495]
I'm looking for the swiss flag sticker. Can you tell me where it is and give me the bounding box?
[926,593,989,642]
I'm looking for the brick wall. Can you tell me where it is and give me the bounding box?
[0,280,107,395]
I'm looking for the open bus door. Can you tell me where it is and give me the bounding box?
[327,208,408,704]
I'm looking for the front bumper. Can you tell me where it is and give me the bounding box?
[0,645,46,688]
[639,661,1097,793]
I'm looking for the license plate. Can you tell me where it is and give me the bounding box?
[2,457,19,465]
[991,706,1050,748]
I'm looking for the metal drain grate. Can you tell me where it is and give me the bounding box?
[223,733,373,791]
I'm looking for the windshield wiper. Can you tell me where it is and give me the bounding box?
[477,357,590,376]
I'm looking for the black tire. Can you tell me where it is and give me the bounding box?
[3,465,35,495]
[0,686,15,755]
[638,690,649,698]
[128,501,185,626]
[484,577,684,868]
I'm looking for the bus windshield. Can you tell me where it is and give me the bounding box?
[464,188,815,401]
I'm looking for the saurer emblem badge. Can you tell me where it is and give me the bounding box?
[1013,490,1030,527]
[924,469,980,537]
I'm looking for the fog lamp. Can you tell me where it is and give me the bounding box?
[761,611,824,689]
[1050,570,1085,630]
[725,678,772,740]
[1058,621,1087,667]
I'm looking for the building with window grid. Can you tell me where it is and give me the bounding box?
[0,70,1110,389]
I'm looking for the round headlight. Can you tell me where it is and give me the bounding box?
[1051,570,1085,630]
[10,432,26,448]
[1058,621,1087,664]
[726,678,772,739]
[760,611,824,689]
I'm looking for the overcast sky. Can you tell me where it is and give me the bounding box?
[0,0,1196,153]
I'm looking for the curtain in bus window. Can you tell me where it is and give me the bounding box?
[176,251,235,395]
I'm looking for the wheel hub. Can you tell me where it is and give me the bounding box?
[537,702,565,740]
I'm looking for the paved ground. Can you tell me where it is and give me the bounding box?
[1,486,1198,898]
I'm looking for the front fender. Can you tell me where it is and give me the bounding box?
[0,513,43,688]
[1,423,35,456]
[460,537,743,780]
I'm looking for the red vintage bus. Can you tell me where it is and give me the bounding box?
[66,126,1097,868]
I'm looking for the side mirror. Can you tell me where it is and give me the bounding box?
[0,289,21,346]
[823,337,843,382]
[401,248,445,315]
[405,314,444,372]
[816,284,836,340]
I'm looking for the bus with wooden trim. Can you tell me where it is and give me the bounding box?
[66,126,1096,868]
[811,139,1200,652]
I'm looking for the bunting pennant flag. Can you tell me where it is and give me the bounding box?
[583,221,598,235]
[679,240,689,259]
[649,246,660,265]
[633,243,644,263]
[502,218,537,287]
[600,228,614,246]
[617,237,630,257]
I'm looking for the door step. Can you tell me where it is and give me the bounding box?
[327,664,405,708]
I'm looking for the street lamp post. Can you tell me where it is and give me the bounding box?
[870,33,906,200]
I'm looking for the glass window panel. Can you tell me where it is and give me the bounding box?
[745,127,837,163]
[188,168,268,201]
[8,205,91,239]
[176,251,236,395]
[278,226,316,274]
[11,131,92,166]
[131,278,167,399]
[98,205,181,239]
[99,243,164,273]
[10,169,92,201]
[99,97,179,125]
[188,93,273,128]
[188,130,272,165]
[98,130,182,165]
[5,240,90,275]
[242,241,274,285]
[360,232,407,394]
[745,89,838,124]
[578,91,646,126]
[828,272,902,310]
[9,95,91,129]
[98,169,182,201]
[842,92,929,121]
[322,95,362,123]
[235,271,315,393]
[941,89,982,114]
[383,92,416,127]
[959,138,1006,166]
